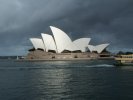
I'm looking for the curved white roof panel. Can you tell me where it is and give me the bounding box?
[88,44,109,53]
[50,26,72,53]
[95,43,109,53]
[73,38,91,52]
[30,38,45,50]
[64,42,77,51]
[88,45,95,52]
[41,33,57,52]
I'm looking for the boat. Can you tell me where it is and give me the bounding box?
[114,54,133,66]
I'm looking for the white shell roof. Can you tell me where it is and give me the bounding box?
[30,38,45,50]
[50,26,72,53]
[88,44,109,53]
[29,26,109,53]
[73,38,91,52]
[88,45,95,52]
[41,33,57,52]
[64,42,76,51]
[95,44,109,53]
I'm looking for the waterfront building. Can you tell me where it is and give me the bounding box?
[26,26,111,60]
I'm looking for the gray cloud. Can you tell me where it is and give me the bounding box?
[0,0,133,55]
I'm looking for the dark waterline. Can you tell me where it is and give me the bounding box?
[0,60,133,100]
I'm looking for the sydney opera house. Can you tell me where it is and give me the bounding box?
[26,26,111,60]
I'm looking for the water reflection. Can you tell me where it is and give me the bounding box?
[31,63,72,100]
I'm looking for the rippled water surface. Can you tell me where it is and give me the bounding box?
[0,60,133,100]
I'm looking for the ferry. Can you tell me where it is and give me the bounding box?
[115,54,133,66]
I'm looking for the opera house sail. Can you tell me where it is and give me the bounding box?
[26,26,111,60]
[50,26,73,53]
[30,38,45,50]
[72,38,91,52]
[88,44,109,53]
[41,33,57,52]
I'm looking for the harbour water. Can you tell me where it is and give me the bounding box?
[0,60,133,100]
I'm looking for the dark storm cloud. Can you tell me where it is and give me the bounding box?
[0,0,132,55]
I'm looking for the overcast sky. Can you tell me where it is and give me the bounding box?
[0,0,133,55]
